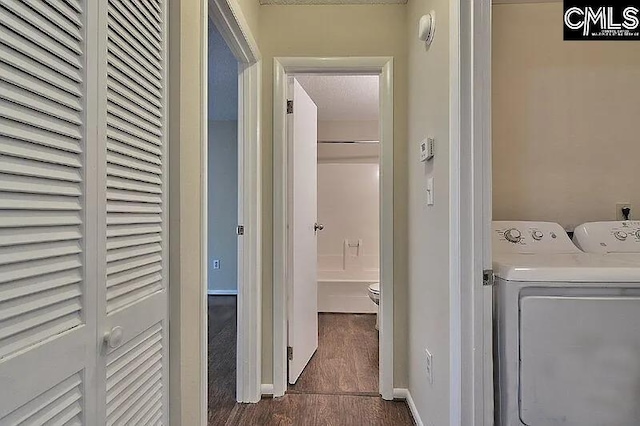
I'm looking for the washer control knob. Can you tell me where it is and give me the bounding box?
[532,230,544,241]
[504,228,522,243]
[614,231,628,241]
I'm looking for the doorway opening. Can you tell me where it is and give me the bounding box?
[206,20,240,424]
[287,75,381,396]
[272,57,395,400]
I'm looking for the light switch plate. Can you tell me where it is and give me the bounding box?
[427,177,434,206]
[425,349,433,384]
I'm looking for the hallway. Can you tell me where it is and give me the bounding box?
[208,302,414,425]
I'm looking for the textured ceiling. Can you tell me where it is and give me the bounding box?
[296,75,379,121]
[261,0,406,4]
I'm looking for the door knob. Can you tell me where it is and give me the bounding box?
[104,326,124,349]
[314,223,324,232]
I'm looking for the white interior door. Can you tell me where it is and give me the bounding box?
[98,0,169,424]
[288,79,318,384]
[0,0,97,423]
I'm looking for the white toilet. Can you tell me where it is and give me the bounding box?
[367,282,380,330]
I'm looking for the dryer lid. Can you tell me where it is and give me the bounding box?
[493,253,640,282]
[574,221,640,253]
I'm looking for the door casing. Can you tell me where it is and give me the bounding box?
[206,0,263,406]
[272,57,395,399]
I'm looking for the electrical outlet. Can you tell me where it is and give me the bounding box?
[213,259,221,270]
[617,203,632,221]
[425,349,433,384]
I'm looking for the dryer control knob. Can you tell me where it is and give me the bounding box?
[532,230,544,241]
[614,231,628,241]
[504,228,522,243]
[636,230,640,239]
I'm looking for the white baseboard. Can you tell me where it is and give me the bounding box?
[260,384,274,397]
[393,388,424,426]
[207,289,238,295]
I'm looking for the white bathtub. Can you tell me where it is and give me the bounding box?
[317,279,378,313]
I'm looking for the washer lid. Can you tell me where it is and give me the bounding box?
[493,221,580,255]
[493,253,640,282]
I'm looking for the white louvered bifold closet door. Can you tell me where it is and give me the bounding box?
[97,0,169,424]
[0,1,98,425]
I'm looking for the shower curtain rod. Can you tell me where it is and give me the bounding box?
[317,140,379,144]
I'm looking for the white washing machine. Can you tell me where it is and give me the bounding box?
[493,221,640,426]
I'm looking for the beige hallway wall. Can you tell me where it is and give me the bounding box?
[493,3,640,229]
[258,4,409,387]
[406,0,451,424]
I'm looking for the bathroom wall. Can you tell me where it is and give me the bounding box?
[208,21,239,293]
[317,160,380,313]
[493,2,640,230]
[318,120,378,142]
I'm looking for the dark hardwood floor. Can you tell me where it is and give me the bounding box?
[289,313,379,395]
[208,299,414,425]
[208,295,237,425]
[225,393,415,425]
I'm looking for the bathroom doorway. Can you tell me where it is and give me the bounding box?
[280,72,385,397]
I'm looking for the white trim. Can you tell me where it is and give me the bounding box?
[449,0,462,425]
[393,389,424,426]
[206,0,262,408]
[453,0,493,424]
[207,290,239,296]
[208,0,260,63]
[272,57,394,400]
[236,59,263,403]
[200,1,209,424]
[260,384,275,396]
[469,0,493,424]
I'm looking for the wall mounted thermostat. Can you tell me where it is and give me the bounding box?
[420,137,435,162]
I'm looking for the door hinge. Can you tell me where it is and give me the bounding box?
[483,269,494,287]
[287,100,293,114]
[287,346,293,360]
[237,225,244,236]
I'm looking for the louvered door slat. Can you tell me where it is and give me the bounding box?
[0,13,82,71]
[107,64,161,108]
[0,374,83,425]
[0,61,82,108]
[0,270,81,302]
[0,82,81,125]
[107,3,160,59]
[21,0,82,41]
[0,0,93,423]
[1,1,81,55]
[105,323,164,425]
[127,1,162,39]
